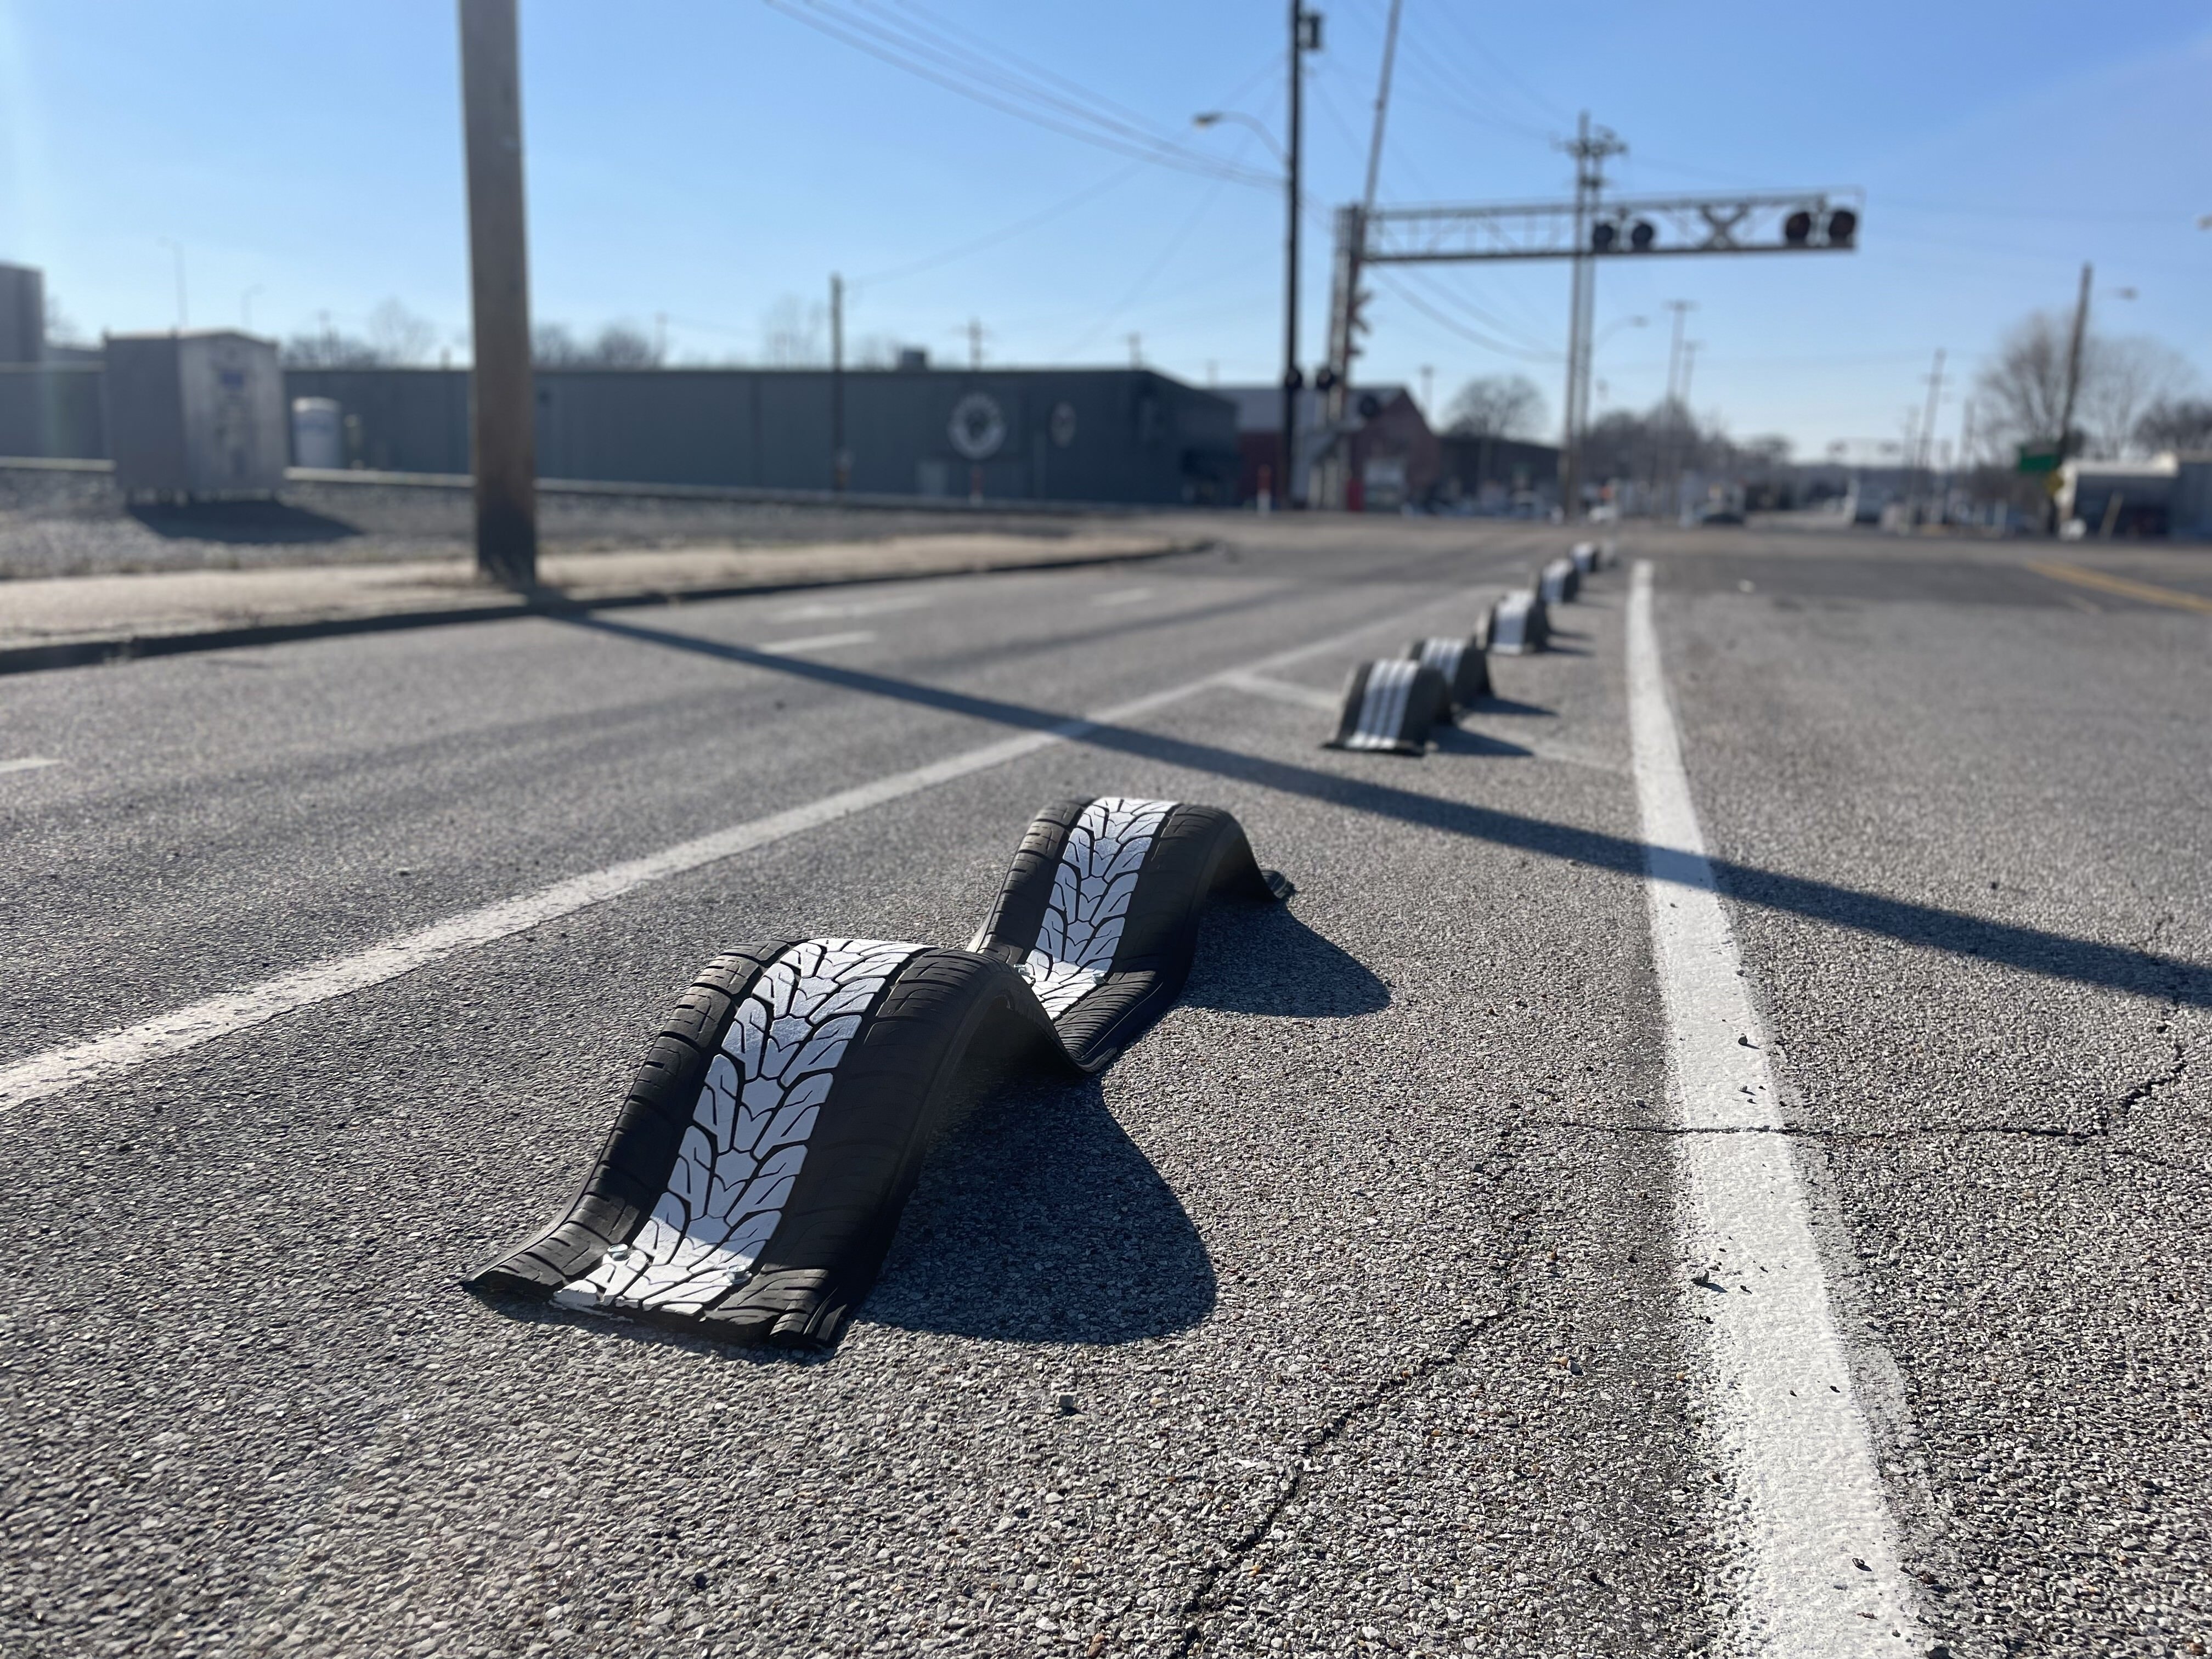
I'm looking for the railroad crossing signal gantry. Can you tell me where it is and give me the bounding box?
[1323,121,1862,514]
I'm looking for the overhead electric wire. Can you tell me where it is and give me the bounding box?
[1418,4,1575,129]
[762,0,1277,189]
[854,161,1147,287]
[1372,268,1559,362]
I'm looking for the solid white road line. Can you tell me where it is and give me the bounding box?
[1626,561,1920,1655]
[0,596,1454,1114]
[757,629,878,654]
[0,757,63,776]
[1217,670,1341,715]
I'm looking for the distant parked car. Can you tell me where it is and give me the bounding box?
[1697,506,1746,527]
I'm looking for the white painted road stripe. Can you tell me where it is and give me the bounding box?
[1091,586,1155,607]
[0,756,63,776]
[769,592,936,622]
[757,629,878,654]
[1627,561,1920,1655]
[0,597,1450,1114]
[1217,671,1340,714]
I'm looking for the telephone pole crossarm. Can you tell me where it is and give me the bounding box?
[1359,190,1864,264]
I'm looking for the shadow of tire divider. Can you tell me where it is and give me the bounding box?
[466,797,1291,1351]
[1327,538,1615,756]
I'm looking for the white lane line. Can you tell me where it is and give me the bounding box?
[757,629,878,654]
[1626,561,1920,1655]
[770,592,936,623]
[1218,670,1340,714]
[0,757,64,776]
[1091,586,1155,607]
[0,596,1453,1115]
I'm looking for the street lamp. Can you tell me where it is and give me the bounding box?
[1192,110,1286,166]
[1194,71,1313,509]
[1594,314,1647,351]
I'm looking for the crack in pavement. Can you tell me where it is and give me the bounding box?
[1147,1129,1540,1658]
[2099,913,2191,1141]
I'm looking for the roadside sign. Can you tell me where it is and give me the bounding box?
[2016,446,2059,475]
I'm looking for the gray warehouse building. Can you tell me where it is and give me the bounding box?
[272,364,1237,506]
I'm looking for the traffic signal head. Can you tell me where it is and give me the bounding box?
[1785,210,1814,245]
[1629,219,1656,251]
[1827,208,1858,246]
[1591,221,1617,252]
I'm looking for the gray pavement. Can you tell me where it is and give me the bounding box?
[1,521,2207,1658]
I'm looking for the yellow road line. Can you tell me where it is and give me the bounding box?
[2028,560,2212,615]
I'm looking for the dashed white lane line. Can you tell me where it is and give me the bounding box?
[757,629,878,654]
[1091,586,1155,607]
[769,592,936,623]
[1627,561,1920,1656]
[0,595,1457,1115]
[0,757,63,776]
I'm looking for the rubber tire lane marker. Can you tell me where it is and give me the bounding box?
[0,596,1446,1114]
[1627,561,1921,1656]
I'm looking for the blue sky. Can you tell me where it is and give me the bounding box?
[3,1,2207,456]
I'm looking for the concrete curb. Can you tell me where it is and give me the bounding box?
[0,538,1212,678]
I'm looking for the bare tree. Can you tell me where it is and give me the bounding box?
[533,320,664,367]
[758,295,827,367]
[1444,373,1547,439]
[2079,336,2194,458]
[366,299,439,365]
[1974,311,2199,461]
[1973,311,2072,462]
[2135,397,2212,454]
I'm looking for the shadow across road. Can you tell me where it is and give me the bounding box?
[563,611,2212,1010]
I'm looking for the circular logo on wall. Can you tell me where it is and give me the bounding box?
[1049,400,1078,449]
[947,392,1007,460]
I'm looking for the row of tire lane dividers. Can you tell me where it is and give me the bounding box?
[1326,539,1608,754]
[466,542,1613,1347]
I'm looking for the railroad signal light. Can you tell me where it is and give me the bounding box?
[1827,207,1858,246]
[1629,219,1656,251]
[1590,221,1617,252]
[1784,210,1814,245]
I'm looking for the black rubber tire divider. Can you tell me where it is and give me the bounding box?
[1324,658,1450,754]
[465,797,1288,1351]
[1406,635,1490,715]
[1487,589,1549,655]
[1538,555,1581,605]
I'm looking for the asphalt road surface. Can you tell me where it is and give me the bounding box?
[3,521,2207,1659]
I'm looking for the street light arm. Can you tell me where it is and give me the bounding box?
[1193,110,1288,169]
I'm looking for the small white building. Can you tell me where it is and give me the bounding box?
[2054,454,2212,539]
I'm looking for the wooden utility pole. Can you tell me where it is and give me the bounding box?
[459,0,537,588]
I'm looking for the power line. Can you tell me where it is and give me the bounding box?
[1371,268,1558,362]
[763,0,1278,189]
[855,161,1146,287]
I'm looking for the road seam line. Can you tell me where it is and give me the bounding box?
[0,596,1451,1113]
[1627,560,1922,1656]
